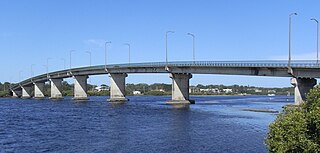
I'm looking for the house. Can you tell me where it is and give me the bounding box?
[223,88,233,93]
[133,91,142,95]
[95,86,109,92]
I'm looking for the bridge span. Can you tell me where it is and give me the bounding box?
[10,61,320,105]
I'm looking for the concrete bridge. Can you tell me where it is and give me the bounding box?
[10,60,320,105]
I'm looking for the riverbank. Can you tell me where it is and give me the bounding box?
[242,108,279,113]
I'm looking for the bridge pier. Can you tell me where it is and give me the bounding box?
[21,86,32,98]
[12,89,22,98]
[167,73,194,104]
[73,75,89,100]
[50,78,63,100]
[34,82,45,99]
[108,73,128,102]
[291,77,317,105]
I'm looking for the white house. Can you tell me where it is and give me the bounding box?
[222,88,233,93]
[133,91,142,95]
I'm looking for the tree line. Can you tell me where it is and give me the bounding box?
[0,81,293,97]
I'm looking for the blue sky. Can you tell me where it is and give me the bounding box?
[0,0,319,87]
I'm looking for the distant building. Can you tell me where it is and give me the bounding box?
[223,89,233,93]
[189,86,200,93]
[254,89,262,93]
[199,88,220,93]
[268,90,276,93]
[133,91,142,95]
[95,86,109,92]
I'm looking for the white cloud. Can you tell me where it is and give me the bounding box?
[83,39,106,48]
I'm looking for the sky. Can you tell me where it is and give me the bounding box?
[0,0,319,87]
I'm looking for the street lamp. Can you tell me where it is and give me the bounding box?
[187,33,195,64]
[311,18,319,65]
[69,50,75,70]
[60,58,66,69]
[166,31,174,68]
[42,65,47,78]
[288,12,298,67]
[18,70,23,83]
[85,50,92,67]
[124,43,131,65]
[30,64,35,78]
[85,50,92,84]
[104,41,111,71]
[46,58,52,78]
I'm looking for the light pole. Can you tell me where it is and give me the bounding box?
[46,58,52,78]
[311,18,319,65]
[69,50,75,71]
[288,13,298,67]
[85,50,92,84]
[166,31,174,67]
[61,58,66,69]
[85,50,92,67]
[124,43,131,65]
[42,65,47,78]
[18,70,23,83]
[104,41,111,71]
[30,64,35,78]
[187,33,195,64]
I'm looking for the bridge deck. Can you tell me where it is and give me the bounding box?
[11,60,320,90]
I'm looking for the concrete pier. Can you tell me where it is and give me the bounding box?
[34,82,45,99]
[73,75,89,100]
[167,73,194,104]
[21,86,32,98]
[50,78,63,100]
[12,89,22,98]
[108,73,128,102]
[291,77,317,105]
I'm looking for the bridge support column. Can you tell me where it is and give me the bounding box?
[12,89,22,98]
[167,73,195,104]
[291,77,316,105]
[34,82,45,99]
[108,73,128,102]
[21,86,32,98]
[50,78,63,100]
[73,75,89,101]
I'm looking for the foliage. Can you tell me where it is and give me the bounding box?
[0,91,9,97]
[266,86,320,152]
[144,90,170,96]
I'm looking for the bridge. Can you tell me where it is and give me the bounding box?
[10,60,320,105]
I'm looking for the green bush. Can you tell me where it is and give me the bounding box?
[145,91,170,96]
[0,91,9,97]
[266,86,320,152]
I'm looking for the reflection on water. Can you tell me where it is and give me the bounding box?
[0,95,292,153]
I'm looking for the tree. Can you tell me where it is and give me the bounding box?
[266,86,320,152]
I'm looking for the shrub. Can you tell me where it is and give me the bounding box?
[266,86,320,152]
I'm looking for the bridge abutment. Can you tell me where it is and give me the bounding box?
[167,73,194,104]
[50,78,63,100]
[22,86,32,98]
[108,73,128,102]
[34,82,45,99]
[291,77,317,105]
[73,75,89,101]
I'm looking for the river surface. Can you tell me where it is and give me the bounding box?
[0,95,292,153]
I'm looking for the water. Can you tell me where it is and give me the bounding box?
[0,95,292,153]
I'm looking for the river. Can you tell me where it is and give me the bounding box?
[0,95,291,153]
